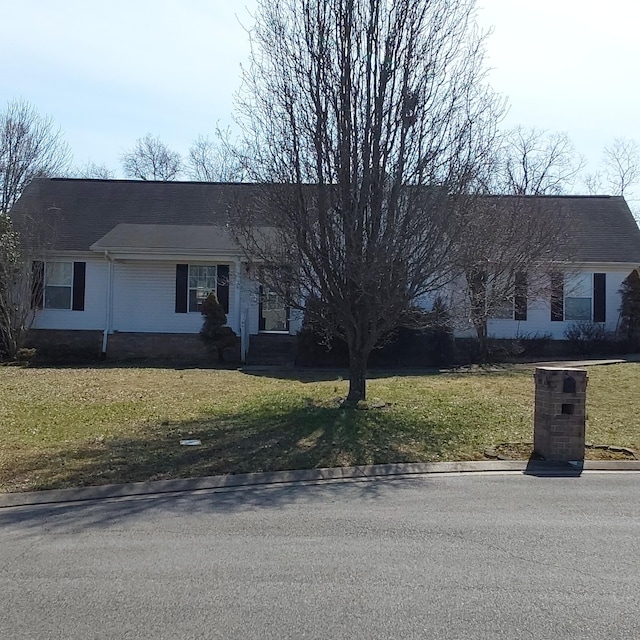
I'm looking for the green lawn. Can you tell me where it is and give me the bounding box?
[1,364,639,492]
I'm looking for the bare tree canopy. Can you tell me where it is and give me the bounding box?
[187,132,244,182]
[0,99,71,214]
[0,209,54,359]
[121,134,182,181]
[233,0,503,401]
[454,125,581,340]
[492,126,584,195]
[603,138,640,196]
[584,137,640,198]
[453,196,571,342]
[74,160,116,180]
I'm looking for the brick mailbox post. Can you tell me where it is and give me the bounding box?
[533,367,588,462]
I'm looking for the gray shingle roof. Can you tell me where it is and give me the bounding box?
[10,178,640,264]
[480,194,640,263]
[10,178,264,253]
[90,224,237,253]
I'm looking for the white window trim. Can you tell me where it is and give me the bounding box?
[44,261,73,310]
[564,273,593,322]
[188,264,218,313]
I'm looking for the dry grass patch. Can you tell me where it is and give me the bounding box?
[0,363,638,492]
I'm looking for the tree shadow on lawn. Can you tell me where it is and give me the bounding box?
[2,397,470,500]
[240,367,446,383]
[239,365,523,384]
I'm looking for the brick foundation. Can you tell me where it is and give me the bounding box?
[533,367,588,462]
[26,329,103,361]
[106,332,240,364]
[26,330,240,365]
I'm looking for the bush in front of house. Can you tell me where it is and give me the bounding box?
[619,269,640,351]
[564,321,618,356]
[515,332,554,358]
[200,293,238,362]
[296,298,454,368]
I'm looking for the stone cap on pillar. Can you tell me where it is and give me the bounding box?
[534,367,588,393]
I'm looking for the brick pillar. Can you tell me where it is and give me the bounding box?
[533,367,588,462]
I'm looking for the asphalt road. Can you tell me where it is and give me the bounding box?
[1,472,639,639]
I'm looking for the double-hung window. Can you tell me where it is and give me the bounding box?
[175,264,230,315]
[188,265,217,312]
[45,262,73,309]
[564,273,592,321]
[488,272,528,321]
[551,272,606,322]
[32,261,86,311]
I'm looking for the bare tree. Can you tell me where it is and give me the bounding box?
[602,138,640,197]
[451,126,581,343]
[232,0,504,402]
[581,137,640,221]
[0,213,20,357]
[187,131,244,182]
[452,196,571,343]
[0,210,53,360]
[75,160,116,179]
[582,171,604,196]
[492,127,584,195]
[121,134,182,181]
[584,137,640,197]
[0,99,72,214]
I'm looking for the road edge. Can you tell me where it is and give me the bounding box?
[2,459,640,509]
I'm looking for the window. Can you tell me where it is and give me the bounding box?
[551,272,606,322]
[491,294,515,320]
[175,264,229,315]
[488,272,527,321]
[45,262,73,309]
[32,261,85,311]
[565,273,592,321]
[188,265,217,312]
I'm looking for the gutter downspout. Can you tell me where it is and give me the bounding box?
[102,251,114,358]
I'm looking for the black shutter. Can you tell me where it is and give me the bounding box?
[593,273,606,322]
[258,285,265,331]
[31,261,44,309]
[72,262,86,311]
[175,264,188,313]
[551,272,564,321]
[514,272,527,321]
[217,265,230,314]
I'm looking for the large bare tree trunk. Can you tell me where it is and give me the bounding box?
[346,346,369,403]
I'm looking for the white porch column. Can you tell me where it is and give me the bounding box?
[101,251,115,356]
[235,257,245,362]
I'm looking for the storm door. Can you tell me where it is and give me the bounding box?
[259,286,290,332]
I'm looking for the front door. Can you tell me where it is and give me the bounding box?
[259,286,290,332]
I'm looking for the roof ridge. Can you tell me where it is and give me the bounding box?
[48,177,250,186]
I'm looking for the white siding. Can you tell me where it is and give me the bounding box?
[33,258,637,341]
[605,271,627,333]
[487,270,630,339]
[111,260,239,334]
[418,269,634,340]
[239,269,261,335]
[32,258,108,330]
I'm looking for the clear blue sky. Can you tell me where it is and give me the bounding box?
[2,0,639,193]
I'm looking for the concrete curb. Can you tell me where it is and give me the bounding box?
[1,459,640,509]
